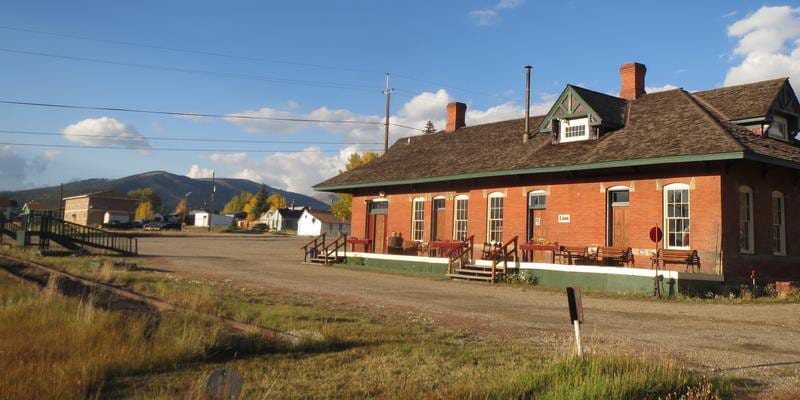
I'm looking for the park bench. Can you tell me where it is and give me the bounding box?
[559,246,590,265]
[594,246,634,267]
[651,249,701,272]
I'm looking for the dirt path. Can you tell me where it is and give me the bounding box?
[136,235,800,395]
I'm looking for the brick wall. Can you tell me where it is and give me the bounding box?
[722,160,800,283]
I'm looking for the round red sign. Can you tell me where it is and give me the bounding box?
[649,227,663,243]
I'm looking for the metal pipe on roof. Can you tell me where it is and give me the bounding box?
[523,65,532,143]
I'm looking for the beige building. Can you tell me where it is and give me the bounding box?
[63,191,138,226]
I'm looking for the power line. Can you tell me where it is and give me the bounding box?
[0,48,380,92]
[0,129,383,145]
[0,99,424,131]
[0,24,518,103]
[0,142,380,153]
[0,24,386,75]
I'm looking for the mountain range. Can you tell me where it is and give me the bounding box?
[0,171,330,212]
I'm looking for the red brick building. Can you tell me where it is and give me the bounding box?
[315,63,800,284]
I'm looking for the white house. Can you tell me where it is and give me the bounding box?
[193,211,234,227]
[297,209,350,236]
[261,208,305,231]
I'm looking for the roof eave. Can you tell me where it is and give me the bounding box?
[314,151,746,192]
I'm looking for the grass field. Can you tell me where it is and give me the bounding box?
[0,249,742,399]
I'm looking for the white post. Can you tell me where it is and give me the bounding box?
[573,320,583,358]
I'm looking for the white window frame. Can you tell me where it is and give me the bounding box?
[528,190,547,210]
[411,197,425,242]
[559,117,589,143]
[453,194,469,241]
[663,183,690,250]
[487,192,504,244]
[739,186,755,254]
[772,191,786,256]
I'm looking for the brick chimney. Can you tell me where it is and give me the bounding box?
[619,62,646,100]
[446,102,467,132]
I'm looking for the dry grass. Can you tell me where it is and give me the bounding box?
[0,249,742,399]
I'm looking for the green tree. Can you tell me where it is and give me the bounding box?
[127,188,162,213]
[245,185,269,221]
[423,120,436,134]
[332,152,378,219]
[222,191,254,214]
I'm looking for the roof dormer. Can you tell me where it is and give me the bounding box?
[538,84,627,144]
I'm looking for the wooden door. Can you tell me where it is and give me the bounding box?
[611,206,629,248]
[529,209,546,242]
[434,210,446,241]
[373,214,386,253]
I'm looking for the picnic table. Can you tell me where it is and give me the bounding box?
[345,237,371,253]
[519,242,560,263]
[429,240,464,257]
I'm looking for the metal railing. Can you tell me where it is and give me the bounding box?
[23,212,138,255]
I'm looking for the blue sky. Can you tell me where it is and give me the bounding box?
[1,1,798,194]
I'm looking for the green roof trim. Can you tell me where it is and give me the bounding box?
[314,151,747,192]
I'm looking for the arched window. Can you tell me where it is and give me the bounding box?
[663,183,690,249]
[772,191,786,255]
[453,194,469,241]
[528,190,547,209]
[411,197,425,241]
[487,192,504,243]
[739,186,754,254]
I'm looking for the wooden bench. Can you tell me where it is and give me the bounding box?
[651,249,701,272]
[559,246,590,265]
[595,246,634,267]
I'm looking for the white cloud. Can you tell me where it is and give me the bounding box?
[62,117,150,150]
[724,6,800,87]
[186,164,214,179]
[646,84,679,93]
[42,149,62,161]
[209,152,249,164]
[469,10,501,26]
[496,0,524,9]
[722,11,737,18]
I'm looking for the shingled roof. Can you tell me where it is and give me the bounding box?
[694,78,786,120]
[316,79,800,191]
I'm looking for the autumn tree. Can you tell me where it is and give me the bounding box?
[174,199,187,215]
[222,191,254,214]
[134,201,154,221]
[245,185,269,221]
[332,152,378,219]
[267,193,287,210]
[127,188,162,213]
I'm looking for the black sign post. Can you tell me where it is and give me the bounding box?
[566,287,584,357]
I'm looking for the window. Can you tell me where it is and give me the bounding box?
[768,115,789,140]
[487,192,504,243]
[369,200,388,214]
[453,195,469,241]
[664,184,690,249]
[772,191,786,255]
[528,190,547,209]
[739,186,754,254]
[411,197,425,241]
[608,188,630,206]
[559,117,589,143]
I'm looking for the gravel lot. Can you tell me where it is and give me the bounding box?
[137,234,800,397]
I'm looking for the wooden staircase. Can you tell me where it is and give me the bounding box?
[302,233,347,265]
[17,212,138,255]
[446,236,518,283]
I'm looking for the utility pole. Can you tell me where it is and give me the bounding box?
[383,73,394,153]
[523,65,532,143]
[208,171,215,232]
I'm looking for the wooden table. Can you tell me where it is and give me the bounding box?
[519,243,560,263]
[346,237,371,253]
[429,241,464,257]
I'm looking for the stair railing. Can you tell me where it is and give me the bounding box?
[447,235,474,275]
[322,234,347,265]
[27,211,138,255]
[301,233,326,263]
[491,236,519,282]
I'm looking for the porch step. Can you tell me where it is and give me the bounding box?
[445,273,495,282]
[308,256,345,264]
[454,267,495,276]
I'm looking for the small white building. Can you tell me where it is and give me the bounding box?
[261,208,305,231]
[193,211,234,227]
[297,209,350,237]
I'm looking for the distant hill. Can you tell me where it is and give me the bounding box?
[0,171,329,213]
